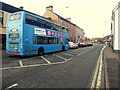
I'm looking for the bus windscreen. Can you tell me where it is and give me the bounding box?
[9,13,21,21]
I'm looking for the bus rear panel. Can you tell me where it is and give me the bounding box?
[6,12,24,55]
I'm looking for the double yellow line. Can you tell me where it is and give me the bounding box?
[91,46,106,89]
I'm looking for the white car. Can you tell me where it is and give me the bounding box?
[68,42,78,49]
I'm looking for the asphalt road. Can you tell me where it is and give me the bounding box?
[2,45,105,89]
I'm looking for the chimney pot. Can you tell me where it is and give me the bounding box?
[66,18,71,22]
[46,6,53,11]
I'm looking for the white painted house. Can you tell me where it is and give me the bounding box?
[111,2,120,53]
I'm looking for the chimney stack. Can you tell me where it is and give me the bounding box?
[66,18,71,22]
[46,6,53,12]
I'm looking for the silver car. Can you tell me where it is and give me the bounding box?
[68,42,78,49]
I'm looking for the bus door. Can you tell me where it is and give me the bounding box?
[33,36,37,54]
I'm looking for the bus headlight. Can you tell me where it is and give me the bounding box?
[12,28,18,32]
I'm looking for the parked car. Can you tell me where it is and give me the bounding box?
[86,43,93,46]
[78,43,86,47]
[85,43,89,46]
[89,43,93,46]
[68,42,78,49]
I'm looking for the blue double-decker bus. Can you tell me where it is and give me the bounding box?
[6,11,69,56]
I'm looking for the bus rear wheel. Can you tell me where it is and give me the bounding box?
[62,46,65,51]
[38,47,44,55]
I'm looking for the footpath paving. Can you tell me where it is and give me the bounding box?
[104,47,119,89]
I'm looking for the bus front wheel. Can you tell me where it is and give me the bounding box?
[38,47,44,55]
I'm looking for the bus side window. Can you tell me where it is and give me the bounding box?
[33,36,36,44]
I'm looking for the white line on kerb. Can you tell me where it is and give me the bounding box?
[53,54,67,61]
[40,56,51,64]
[19,60,23,67]
[5,83,18,90]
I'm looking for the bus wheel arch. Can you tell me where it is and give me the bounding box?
[62,45,65,51]
[38,47,44,55]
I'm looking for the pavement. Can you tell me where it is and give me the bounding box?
[104,47,119,89]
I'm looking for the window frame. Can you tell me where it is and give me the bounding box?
[37,36,58,44]
[0,11,3,26]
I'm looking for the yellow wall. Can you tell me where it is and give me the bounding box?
[43,10,58,24]
[0,10,10,34]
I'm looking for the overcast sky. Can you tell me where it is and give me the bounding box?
[1,0,119,38]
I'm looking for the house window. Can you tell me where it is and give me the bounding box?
[61,20,62,24]
[65,22,66,26]
[0,12,3,26]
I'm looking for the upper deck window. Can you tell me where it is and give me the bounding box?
[25,14,68,33]
[10,13,21,21]
[0,11,3,26]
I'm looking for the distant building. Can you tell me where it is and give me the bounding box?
[43,6,85,43]
[103,35,110,44]
[85,37,90,43]
[91,37,104,43]
[111,2,120,52]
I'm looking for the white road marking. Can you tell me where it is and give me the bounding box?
[75,52,80,54]
[77,51,85,56]
[53,54,67,61]
[66,51,80,55]
[1,60,67,70]
[40,56,51,64]
[1,46,98,70]
[77,54,81,56]
[5,83,18,90]
[19,60,23,67]
[61,52,73,56]
[67,58,72,61]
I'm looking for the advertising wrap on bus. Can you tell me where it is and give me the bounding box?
[35,28,65,45]
[35,28,46,35]
[35,28,65,37]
